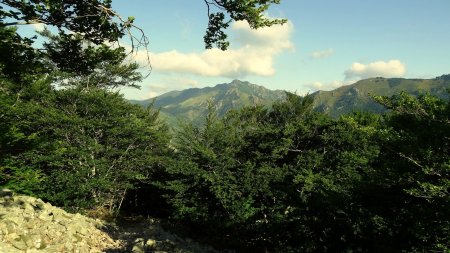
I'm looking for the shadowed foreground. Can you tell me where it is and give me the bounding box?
[0,189,225,253]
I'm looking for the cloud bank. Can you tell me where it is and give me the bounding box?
[307,80,348,91]
[344,60,406,79]
[134,20,294,78]
[31,23,45,31]
[140,77,199,99]
[305,59,406,92]
[304,79,359,93]
[310,48,334,59]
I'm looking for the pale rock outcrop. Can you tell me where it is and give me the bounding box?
[1,189,227,253]
[0,189,119,252]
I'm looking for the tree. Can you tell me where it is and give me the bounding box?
[0,74,57,196]
[0,81,170,214]
[203,0,287,49]
[369,92,450,252]
[162,94,382,251]
[0,0,165,215]
[0,26,48,83]
[1,0,134,44]
[0,0,148,88]
[42,87,169,214]
[41,30,143,89]
[1,0,287,53]
[161,91,450,252]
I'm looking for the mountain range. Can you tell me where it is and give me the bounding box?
[131,75,450,127]
[312,75,450,117]
[131,80,286,126]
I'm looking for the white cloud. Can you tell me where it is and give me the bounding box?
[31,23,45,32]
[309,81,344,90]
[139,77,200,99]
[344,60,406,79]
[305,79,356,92]
[297,59,406,94]
[232,19,294,51]
[132,20,294,78]
[141,91,159,100]
[310,48,334,59]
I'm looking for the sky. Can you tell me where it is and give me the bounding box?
[24,0,450,99]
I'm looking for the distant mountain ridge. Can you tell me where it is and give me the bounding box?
[131,80,286,126]
[311,75,450,117]
[130,75,450,126]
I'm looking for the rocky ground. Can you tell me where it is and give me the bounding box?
[106,217,222,253]
[0,189,224,253]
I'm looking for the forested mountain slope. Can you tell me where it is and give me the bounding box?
[132,75,450,125]
[131,80,286,126]
[311,75,450,117]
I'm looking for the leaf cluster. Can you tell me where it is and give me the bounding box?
[203,0,287,50]
[1,0,124,43]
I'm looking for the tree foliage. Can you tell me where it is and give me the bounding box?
[203,0,287,50]
[0,26,46,82]
[162,92,450,252]
[1,0,131,43]
[1,0,288,58]
[1,0,150,85]
[370,92,450,252]
[0,73,169,214]
[0,0,164,215]
[41,31,143,89]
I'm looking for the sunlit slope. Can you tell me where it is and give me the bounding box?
[130,76,450,125]
[311,76,450,117]
[133,80,286,126]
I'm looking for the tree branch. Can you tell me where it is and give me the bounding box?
[397,152,424,169]
[96,4,152,76]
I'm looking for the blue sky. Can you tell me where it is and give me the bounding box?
[24,1,450,99]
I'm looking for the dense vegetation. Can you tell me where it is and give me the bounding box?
[1,1,449,252]
[159,92,449,252]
